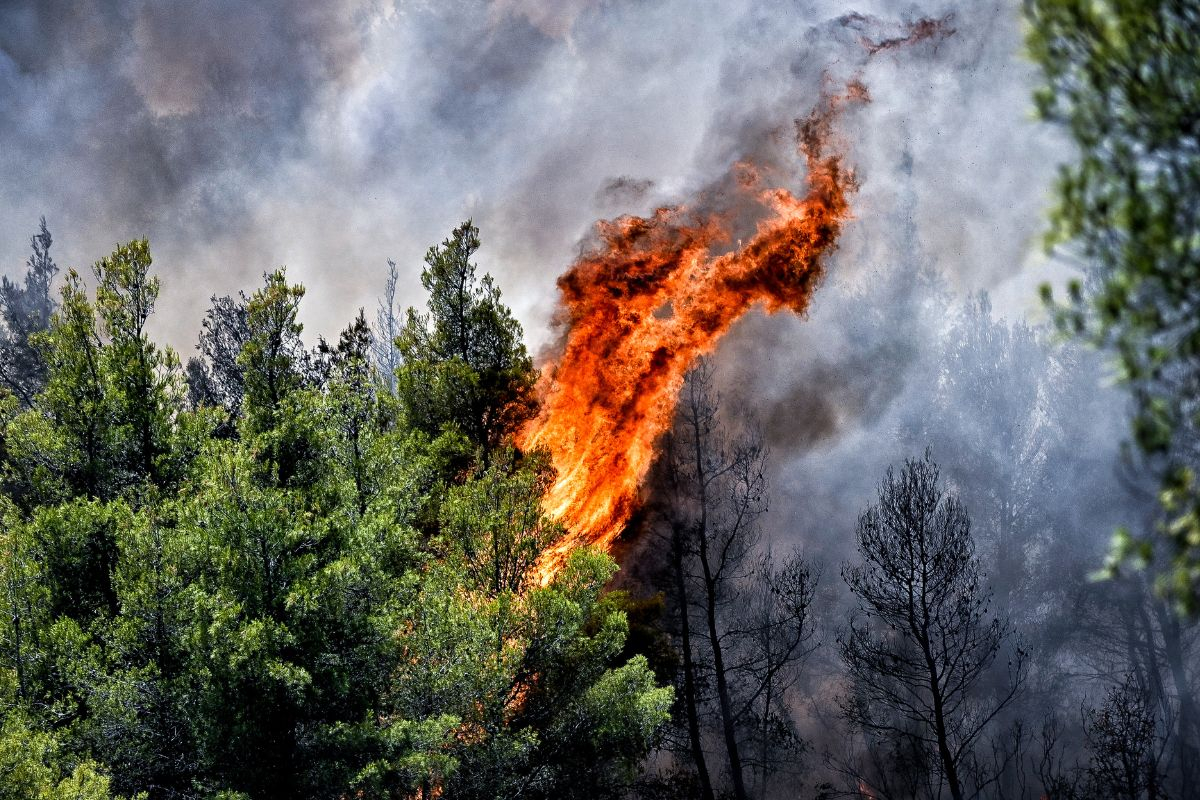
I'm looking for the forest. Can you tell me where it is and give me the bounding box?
[1,1,1198,799]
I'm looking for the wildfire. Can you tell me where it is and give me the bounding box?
[518,85,865,585]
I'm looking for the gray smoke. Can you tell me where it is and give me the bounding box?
[1,1,1068,350]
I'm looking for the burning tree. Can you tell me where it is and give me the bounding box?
[517,87,863,578]
[838,452,1026,800]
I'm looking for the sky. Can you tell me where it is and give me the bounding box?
[0,0,1069,357]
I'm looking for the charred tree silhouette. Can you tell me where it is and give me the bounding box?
[1065,571,1198,798]
[0,217,58,407]
[654,359,818,800]
[1037,677,1171,800]
[1084,677,1169,800]
[839,451,1026,800]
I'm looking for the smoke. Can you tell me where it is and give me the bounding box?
[1,1,1065,352]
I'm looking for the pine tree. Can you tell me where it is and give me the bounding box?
[396,221,537,461]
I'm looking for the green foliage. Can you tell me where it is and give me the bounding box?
[239,269,321,488]
[396,220,538,459]
[439,448,563,594]
[39,269,113,499]
[13,240,186,504]
[93,238,179,487]
[240,270,307,436]
[1026,0,1200,613]
[379,550,672,800]
[0,228,669,799]
[0,713,122,800]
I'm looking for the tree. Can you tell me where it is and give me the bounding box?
[0,497,50,708]
[240,270,307,433]
[93,239,179,488]
[0,713,118,800]
[326,311,378,515]
[922,294,1052,608]
[1064,570,1200,797]
[238,269,317,487]
[0,229,674,800]
[653,360,819,800]
[373,259,402,394]
[439,449,562,595]
[839,452,1026,800]
[396,221,537,460]
[1083,677,1169,800]
[0,217,58,408]
[376,550,672,800]
[1025,0,1200,612]
[186,292,250,417]
[1036,677,1172,800]
[38,270,113,499]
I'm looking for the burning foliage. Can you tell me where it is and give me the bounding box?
[518,85,865,583]
[838,12,957,57]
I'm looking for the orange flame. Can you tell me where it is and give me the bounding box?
[520,86,865,584]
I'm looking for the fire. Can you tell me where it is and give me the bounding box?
[520,86,865,585]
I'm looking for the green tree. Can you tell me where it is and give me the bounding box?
[325,311,378,515]
[0,713,120,800]
[374,550,672,800]
[1026,0,1200,612]
[396,221,537,461]
[439,449,561,595]
[93,239,180,489]
[38,270,113,499]
[0,229,673,800]
[238,270,317,487]
[0,497,51,708]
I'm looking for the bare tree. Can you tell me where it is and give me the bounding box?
[839,451,1026,800]
[1082,677,1169,800]
[1062,569,1200,797]
[654,359,819,800]
[1035,678,1171,800]
[373,258,402,393]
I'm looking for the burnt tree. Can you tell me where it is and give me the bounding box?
[839,451,1025,800]
[656,359,818,800]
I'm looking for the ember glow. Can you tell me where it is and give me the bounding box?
[520,86,866,583]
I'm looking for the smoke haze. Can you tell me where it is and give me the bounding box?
[2,1,1065,347]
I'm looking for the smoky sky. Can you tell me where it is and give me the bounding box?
[1,0,1069,354]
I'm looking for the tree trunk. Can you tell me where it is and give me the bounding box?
[1156,601,1200,792]
[699,531,748,800]
[673,530,716,800]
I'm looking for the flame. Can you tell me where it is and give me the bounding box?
[519,86,865,585]
[857,778,879,799]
